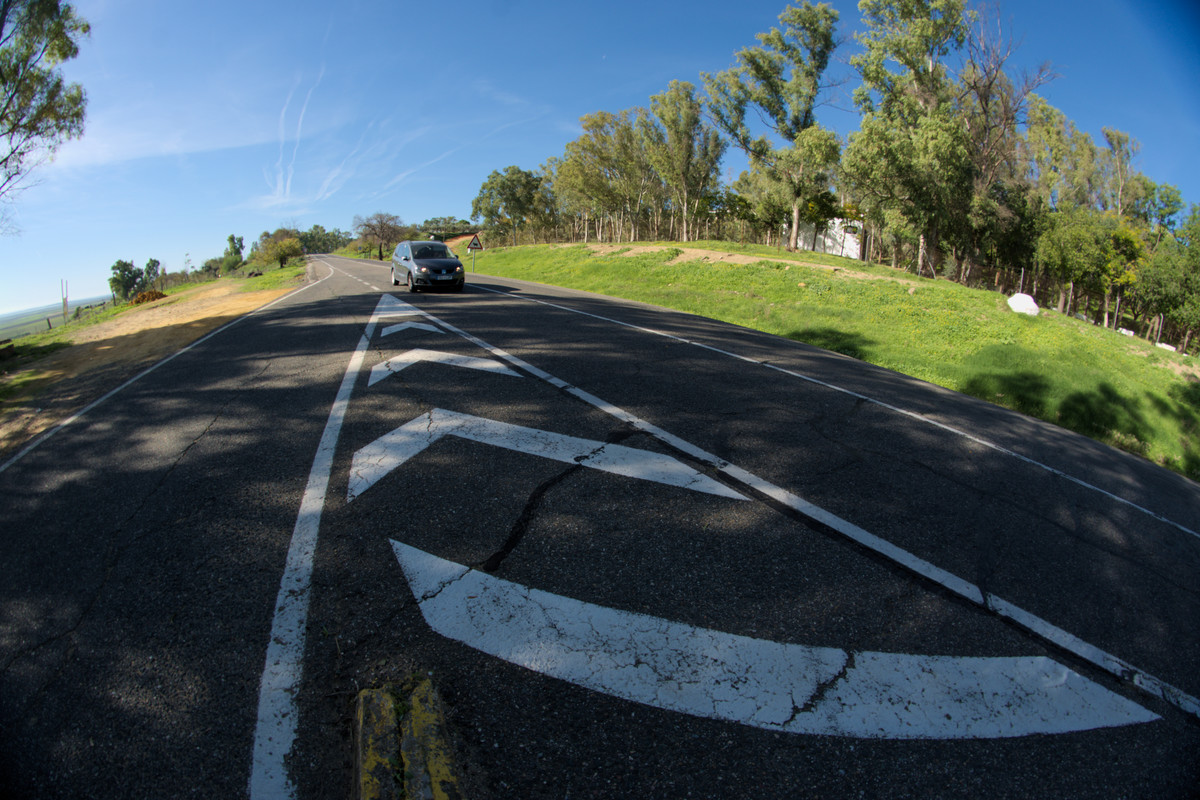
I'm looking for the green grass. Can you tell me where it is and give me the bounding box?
[455,242,1200,481]
[242,259,309,290]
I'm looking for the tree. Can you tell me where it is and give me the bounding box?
[639,80,725,243]
[471,165,542,246]
[704,1,841,250]
[219,234,243,271]
[1035,208,1109,314]
[1101,127,1138,217]
[0,0,89,225]
[108,259,141,301]
[731,166,792,246]
[262,237,303,268]
[352,212,405,259]
[1023,96,1104,213]
[417,216,472,236]
[555,111,661,242]
[297,224,352,254]
[142,257,161,292]
[843,0,975,277]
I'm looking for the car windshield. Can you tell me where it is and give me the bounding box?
[413,244,451,259]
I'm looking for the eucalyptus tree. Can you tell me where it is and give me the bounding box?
[731,166,792,246]
[842,0,976,277]
[639,80,725,242]
[0,0,89,226]
[1023,96,1104,212]
[1149,205,1200,350]
[703,1,842,251]
[471,166,542,246]
[557,110,661,242]
[951,11,1052,280]
[1101,127,1139,218]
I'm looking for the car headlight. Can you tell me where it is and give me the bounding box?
[417,266,429,274]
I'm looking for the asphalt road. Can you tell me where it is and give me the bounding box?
[1,255,1197,799]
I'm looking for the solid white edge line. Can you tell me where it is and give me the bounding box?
[247,292,391,798]
[406,295,1200,723]
[0,263,335,476]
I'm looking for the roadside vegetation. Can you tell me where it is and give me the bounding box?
[460,1,1198,360]
[455,240,1199,481]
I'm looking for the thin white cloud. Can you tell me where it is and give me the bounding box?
[288,65,326,198]
[268,77,301,202]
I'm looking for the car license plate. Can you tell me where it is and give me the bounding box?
[434,275,452,280]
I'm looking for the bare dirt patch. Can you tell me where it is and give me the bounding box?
[0,281,297,461]
[578,242,913,284]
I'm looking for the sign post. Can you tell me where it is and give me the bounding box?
[466,234,483,272]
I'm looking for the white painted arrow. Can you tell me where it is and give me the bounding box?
[391,541,1158,740]
[382,321,443,338]
[371,294,422,321]
[347,409,745,502]
[369,349,521,386]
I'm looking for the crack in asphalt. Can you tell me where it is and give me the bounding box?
[798,650,855,717]
[480,426,640,573]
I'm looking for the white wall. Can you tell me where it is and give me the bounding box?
[790,218,862,259]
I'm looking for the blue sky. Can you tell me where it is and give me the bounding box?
[1,0,1197,313]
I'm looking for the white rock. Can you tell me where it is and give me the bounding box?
[1007,293,1039,316]
[1118,328,1135,336]
[1156,342,1177,352]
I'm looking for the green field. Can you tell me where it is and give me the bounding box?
[453,241,1200,481]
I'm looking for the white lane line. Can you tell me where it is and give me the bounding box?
[347,409,746,503]
[368,349,521,386]
[392,541,1158,739]
[393,302,1200,721]
[474,285,1199,542]
[248,293,405,799]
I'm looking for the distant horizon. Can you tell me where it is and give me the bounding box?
[0,292,112,324]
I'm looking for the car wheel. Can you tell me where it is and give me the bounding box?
[391,268,399,286]
[407,272,419,293]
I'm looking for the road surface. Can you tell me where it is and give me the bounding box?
[1,255,1197,798]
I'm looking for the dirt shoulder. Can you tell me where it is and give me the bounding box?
[0,280,299,462]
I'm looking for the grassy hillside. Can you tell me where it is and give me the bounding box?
[452,240,1200,481]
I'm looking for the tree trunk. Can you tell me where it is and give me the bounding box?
[789,201,801,251]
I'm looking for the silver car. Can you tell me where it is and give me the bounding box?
[390,241,465,293]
